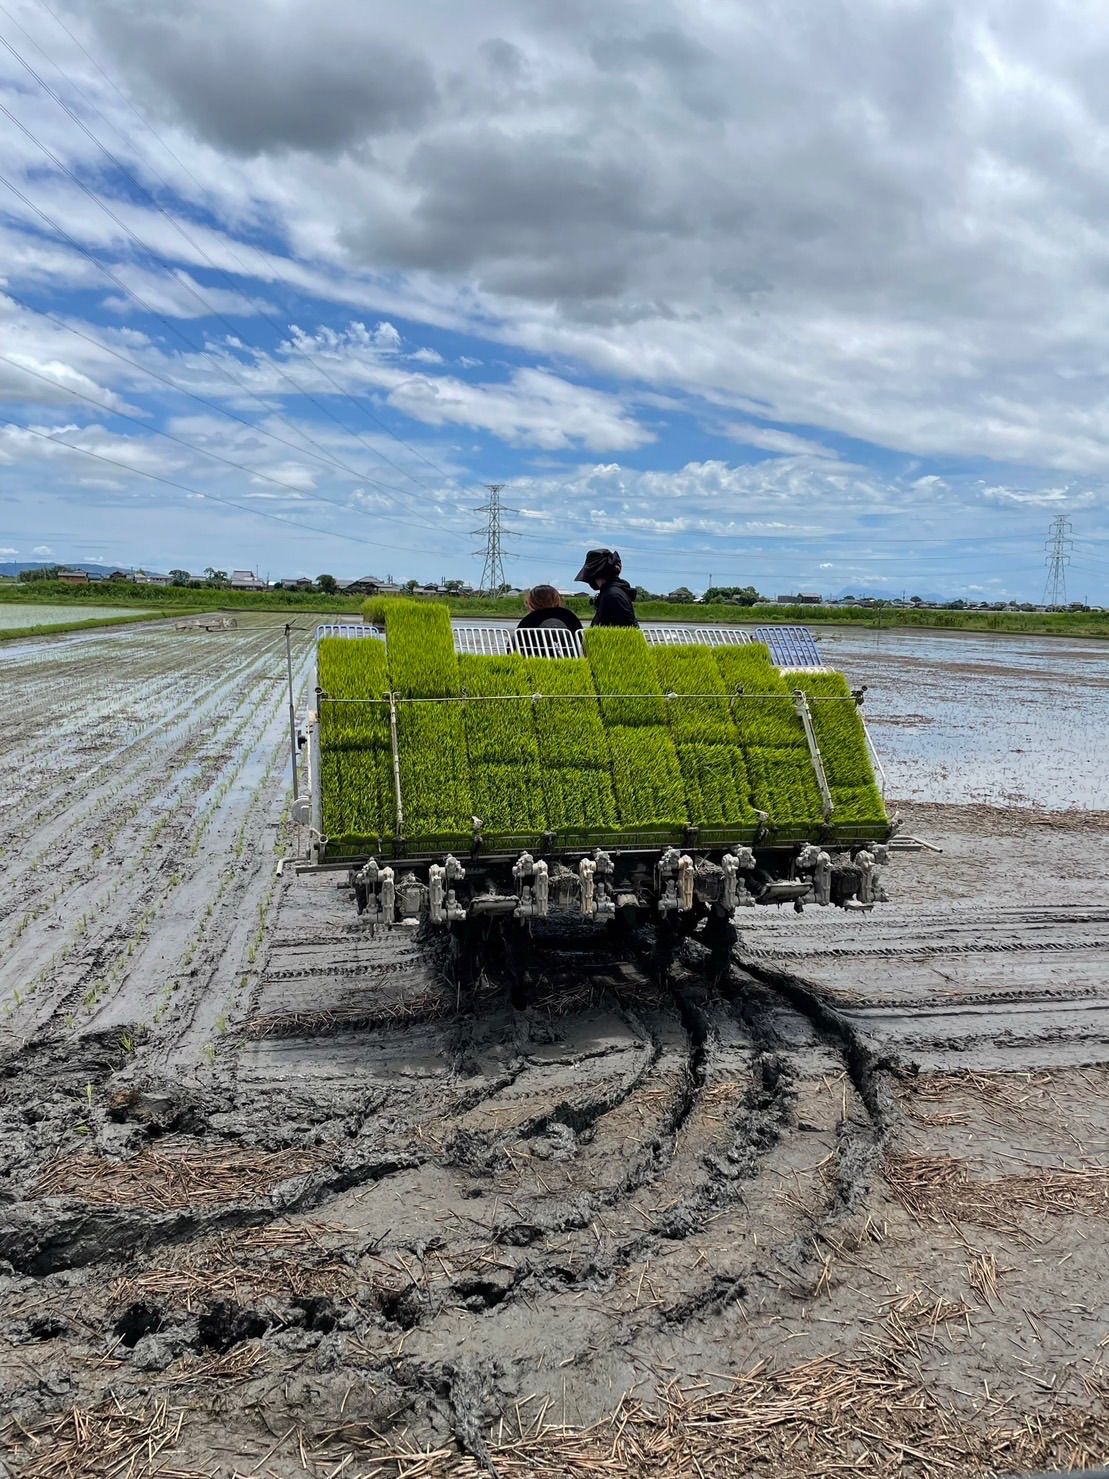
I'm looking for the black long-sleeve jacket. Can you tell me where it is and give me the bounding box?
[590,578,639,627]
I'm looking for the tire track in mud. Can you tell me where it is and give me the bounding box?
[0,622,915,1463]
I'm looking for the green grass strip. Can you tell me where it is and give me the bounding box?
[652,646,734,744]
[370,598,474,841]
[395,703,473,840]
[320,747,396,838]
[829,783,888,828]
[458,653,547,837]
[793,674,880,788]
[470,763,548,834]
[585,627,668,727]
[459,654,542,766]
[380,598,459,698]
[537,768,619,832]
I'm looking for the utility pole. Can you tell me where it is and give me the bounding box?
[472,483,517,596]
[1042,515,1073,608]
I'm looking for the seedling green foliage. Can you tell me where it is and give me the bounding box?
[383,601,473,844]
[794,673,888,828]
[676,744,758,826]
[652,646,758,827]
[460,655,546,834]
[318,637,395,839]
[586,629,689,831]
[651,647,732,743]
[524,658,610,769]
[714,645,808,751]
[747,748,826,831]
[607,727,688,828]
[524,657,618,832]
[585,628,667,726]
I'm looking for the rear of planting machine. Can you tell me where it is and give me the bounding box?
[298,610,895,979]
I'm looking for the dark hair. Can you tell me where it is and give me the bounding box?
[527,583,562,609]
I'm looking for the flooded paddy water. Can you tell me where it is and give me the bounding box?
[0,615,1106,1476]
[816,626,1109,810]
[0,600,157,629]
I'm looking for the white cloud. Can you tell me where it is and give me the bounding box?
[32,544,53,555]
[723,423,837,459]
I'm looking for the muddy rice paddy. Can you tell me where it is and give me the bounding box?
[0,614,1107,1477]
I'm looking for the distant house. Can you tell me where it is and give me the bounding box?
[274,577,313,591]
[57,569,90,584]
[776,592,822,605]
[341,576,402,596]
[230,569,265,591]
[103,570,131,582]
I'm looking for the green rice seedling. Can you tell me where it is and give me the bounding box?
[829,782,888,828]
[607,726,688,828]
[459,654,546,839]
[459,655,541,766]
[747,748,825,830]
[677,744,759,826]
[652,646,734,744]
[524,658,611,770]
[585,628,668,727]
[470,763,548,834]
[382,599,459,698]
[395,702,473,842]
[538,767,619,832]
[365,599,474,843]
[715,645,808,751]
[318,638,391,752]
[321,748,397,837]
[793,674,880,788]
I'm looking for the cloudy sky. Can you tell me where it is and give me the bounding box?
[2,0,1108,600]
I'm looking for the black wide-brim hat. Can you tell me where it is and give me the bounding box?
[575,548,619,582]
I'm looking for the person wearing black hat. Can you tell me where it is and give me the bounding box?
[574,548,639,627]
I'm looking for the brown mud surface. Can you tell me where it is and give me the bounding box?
[1,619,1107,1477]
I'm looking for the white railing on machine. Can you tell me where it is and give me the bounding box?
[316,623,384,640]
[641,625,753,647]
[452,625,584,658]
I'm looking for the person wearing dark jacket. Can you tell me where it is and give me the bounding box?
[514,583,583,653]
[574,548,639,627]
[516,584,583,634]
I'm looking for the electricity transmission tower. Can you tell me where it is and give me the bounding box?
[1042,515,1073,608]
[472,483,517,595]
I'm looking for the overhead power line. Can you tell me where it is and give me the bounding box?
[2,419,461,561]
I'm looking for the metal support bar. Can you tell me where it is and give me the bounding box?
[793,690,834,820]
[284,623,299,801]
[859,710,889,797]
[387,691,405,835]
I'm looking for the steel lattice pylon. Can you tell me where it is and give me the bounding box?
[472,483,518,596]
[1042,515,1073,608]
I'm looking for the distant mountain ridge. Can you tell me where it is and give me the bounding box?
[0,561,167,579]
